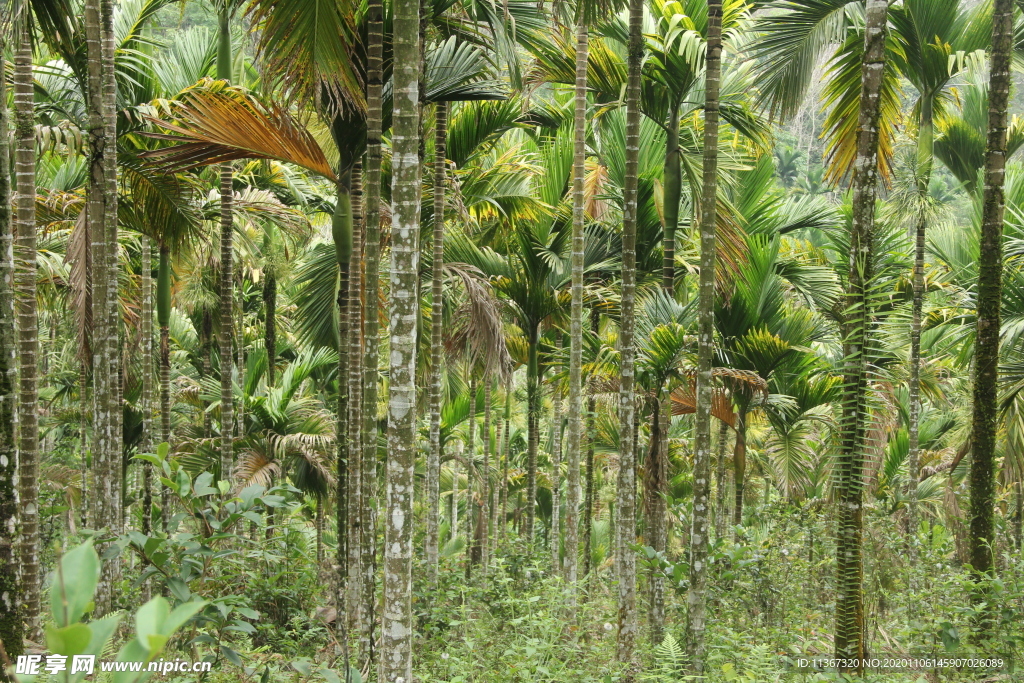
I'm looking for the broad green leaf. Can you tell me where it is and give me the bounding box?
[50,542,100,627]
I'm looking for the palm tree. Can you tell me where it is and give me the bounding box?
[687,0,723,668]
[615,0,644,662]
[381,0,421,675]
[833,0,888,669]
[0,37,21,662]
[969,0,1013,604]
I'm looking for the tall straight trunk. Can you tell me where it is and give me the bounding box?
[549,378,563,574]
[906,93,934,540]
[217,5,234,484]
[201,309,212,436]
[564,11,588,605]
[969,0,1013,606]
[482,380,492,570]
[263,273,276,387]
[361,0,384,665]
[1014,480,1023,551]
[13,12,41,639]
[616,0,644,661]
[583,308,598,578]
[732,407,747,532]
[491,395,502,535]
[525,331,540,542]
[645,395,669,643]
[426,102,448,581]
[333,162,353,643]
[713,419,729,540]
[0,47,22,663]
[347,164,365,634]
[662,104,681,294]
[466,375,478,574]
[833,0,887,668]
[382,0,421,672]
[157,246,171,531]
[140,236,154,535]
[687,0,723,668]
[219,167,234,482]
[500,392,511,536]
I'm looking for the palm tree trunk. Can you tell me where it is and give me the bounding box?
[219,166,234,483]
[616,0,644,661]
[687,0,724,668]
[732,407,747,533]
[157,246,172,531]
[347,163,365,634]
[141,236,154,535]
[482,379,492,571]
[564,10,588,606]
[713,419,729,540]
[644,396,668,643]
[426,102,448,581]
[833,0,887,668]
[466,375,478,575]
[501,392,511,537]
[13,11,41,639]
[263,274,276,387]
[583,308,598,578]
[381,0,422,671]
[360,0,384,662]
[216,2,234,485]
[334,164,352,644]
[969,0,1013,617]
[549,377,563,574]
[906,93,934,540]
[662,104,681,294]
[526,329,541,543]
[0,46,23,663]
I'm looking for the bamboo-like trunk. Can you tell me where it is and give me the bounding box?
[526,331,540,543]
[263,274,276,387]
[13,11,41,638]
[426,102,448,581]
[482,380,492,571]
[646,395,669,643]
[662,104,681,294]
[466,375,478,575]
[713,419,730,540]
[157,247,172,531]
[687,0,724,668]
[0,45,22,662]
[616,0,644,661]
[833,0,887,668]
[732,407,747,534]
[583,308,599,579]
[347,164,364,634]
[360,0,384,662]
[219,166,234,483]
[201,309,212,436]
[906,93,934,542]
[381,0,422,671]
[564,11,588,607]
[500,395,511,537]
[969,0,1013,616]
[549,366,563,574]
[141,236,154,536]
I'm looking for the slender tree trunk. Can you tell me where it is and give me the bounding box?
[687,0,723,666]
[583,308,598,578]
[662,104,681,295]
[833,0,887,668]
[219,167,234,482]
[732,407,747,533]
[501,393,511,537]
[713,419,729,540]
[361,0,385,665]
[13,12,41,639]
[564,11,588,606]
[426,102,448,581]
[526,332,540,543]
[491,394,502,536]
[969,0,1013,624]
[482,380,492,571]
[347,164,365,634]
[466,375,478,575]
[1014,480,1022,551]
[0,46,23,664]
[216,4,234,485]
[157,247,171,531]
[644,396,668,643]
[263,273,276,387]
[906,93,934,541]
[381,0,422,671]
[141,236,154,535]
[201,308,212,436]
[549,370,563,574]
[616,0,644,661]
[334,163,352,644]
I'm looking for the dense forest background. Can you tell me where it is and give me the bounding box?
[0,0,1023,681]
